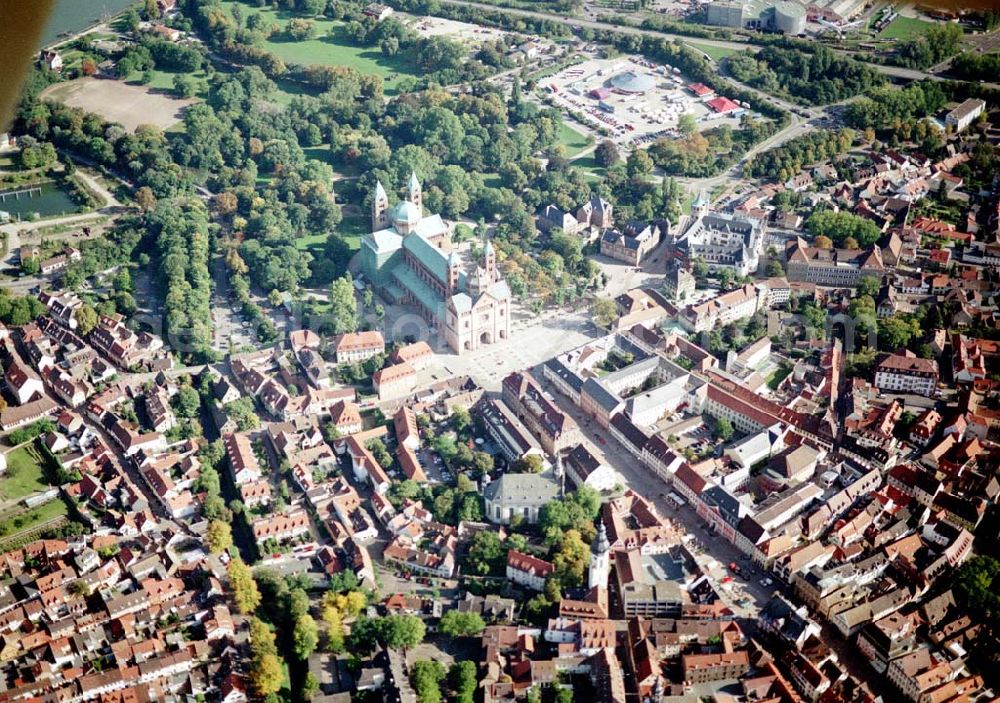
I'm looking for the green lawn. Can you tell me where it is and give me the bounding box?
[126,68,210,101]
[0,447,52,501]
[294,218,363,256]
[879,15,935,39]
[684,41,740,62]
[570,154,606,182]
[481,173,502,189]
[220,1,420,96]
[0,498,69,550]
[557,122,591,158]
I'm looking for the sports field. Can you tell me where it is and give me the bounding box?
[879,15,934,39]
[41,78,196,132]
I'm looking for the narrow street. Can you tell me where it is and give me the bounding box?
[530,363,773,619]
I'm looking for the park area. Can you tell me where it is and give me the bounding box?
[41,78,197,132]
[220,1,420,95]
[1,445,54,502]
[557,122,592,157]
[0,445,68,550]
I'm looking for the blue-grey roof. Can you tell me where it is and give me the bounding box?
[484,473,560,504]
[583,377,622,413]
[702,486,743,527]
[392,200,421,225]
[610,412,648,450]
[544,359,584,393]
[609,71,655,93]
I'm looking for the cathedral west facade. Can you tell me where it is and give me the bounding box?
[360,173,512,354]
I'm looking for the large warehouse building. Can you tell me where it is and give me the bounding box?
[704,0,856,31]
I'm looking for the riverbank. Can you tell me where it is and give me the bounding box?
[41,0,138,49]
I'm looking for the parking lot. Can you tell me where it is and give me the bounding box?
[539,54,745,150]
[405,14,511,43]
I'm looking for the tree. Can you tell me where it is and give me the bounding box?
[135,186,156,212]
[449,661,477,703]
[81,58,98,76]
[814,235,833,249]
[678,112,697,137]
[594,140,619,167]
[591,297,618,328]
[953,555,1000,620]
[225,397,260,431]
[249,652,283,697]
[287,18,316,40]
[173,74,195,99]
[324,608,345,652]
[302,671,320,700]
[349,615,425,653]
[550,529,588,590]
[248,618,283,696]
[293,614,319,659]
[410,660,445,703]
[806,210,882,248]
[228,557,261,614]
[173,385,201,418]
[626,149,653,180]
[766,260,784,277]
[142,0,160,20]
[329,274,358,334]
[692,257,708,279]
[513,454,544,473]
[465,530,504,575]
[74,304,98,336]
[438,610,485,638]
[716,417,733,442]
[857,276,881,298]
[206,520,232,554]
[451,406,471,434]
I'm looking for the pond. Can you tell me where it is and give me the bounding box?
[0,181,81,221]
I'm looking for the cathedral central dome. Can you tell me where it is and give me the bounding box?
[391,200,421,227]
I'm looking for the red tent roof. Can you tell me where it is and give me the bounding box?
[707,96,741,113]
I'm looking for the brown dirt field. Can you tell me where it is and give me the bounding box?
[41,78,196,132]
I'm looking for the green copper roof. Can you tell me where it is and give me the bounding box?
[402,233,450,284]
[392,264,446,322]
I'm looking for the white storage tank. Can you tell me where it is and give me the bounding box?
[773,1,807,34]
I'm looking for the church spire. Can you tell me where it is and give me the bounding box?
[407,171,422,212]
[371,180,389,231]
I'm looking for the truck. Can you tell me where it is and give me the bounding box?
[598,101,615,113]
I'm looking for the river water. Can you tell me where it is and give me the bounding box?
[41,0,138,46]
